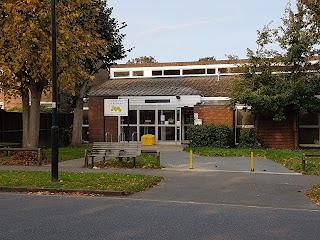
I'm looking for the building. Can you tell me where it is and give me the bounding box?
[87,59,319,149]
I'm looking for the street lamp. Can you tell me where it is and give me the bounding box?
[51,0,59,181]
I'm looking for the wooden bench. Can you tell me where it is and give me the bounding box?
[302,153,320,172]
[0,148,42,165]
[85,142,141,168]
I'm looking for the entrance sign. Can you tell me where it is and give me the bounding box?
[104,99,128,116]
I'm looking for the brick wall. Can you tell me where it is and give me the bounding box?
[194,105,234,128]
[256,113,298,149]
[0,92,52,110]
[88,96,118,142]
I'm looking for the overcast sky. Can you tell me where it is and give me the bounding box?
[107,0,294,63]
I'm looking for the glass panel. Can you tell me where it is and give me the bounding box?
[237,109,254,125]
[152,70,162,76]
[158,127,175,141]
[120,126,138,141]
[299,113,318,125]
[158,110,175,124]
[140,110,155,124]
[133,71,144,76]
[183,69,205,75]
[140,126,155,136]
[121,110,137,124]
[207,69,216,74]
[82,110,88,125]
[82,127,89,141]
[114,71,129,77]
[183,109,194,124]
[164,70,180,75]
[299,128,319,144]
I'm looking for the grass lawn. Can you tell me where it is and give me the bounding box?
[95,153,160,169]
[0,170,163,194]
[185,146,320,204]
[43,145,90,161]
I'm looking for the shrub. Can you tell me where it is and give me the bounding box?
[238,128,262,148]
[187,124,231,148]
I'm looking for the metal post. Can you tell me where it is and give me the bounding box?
[190,150,193,169]
[127,99,129,142]
[51,0,59,182]
[250,152,254,172]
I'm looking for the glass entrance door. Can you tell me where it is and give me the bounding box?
[157,109,181,144]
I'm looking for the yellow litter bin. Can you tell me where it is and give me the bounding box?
[141,134,155,145]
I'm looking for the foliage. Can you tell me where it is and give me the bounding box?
[187,124,231,148]
[238,128,262,148]
[126,56,157,64]
[0,0,111,148]
[59,126,73,147]
[230,1,320,121]
[6,106,22,112]
[198,56,216,61]
[0,170,163,193]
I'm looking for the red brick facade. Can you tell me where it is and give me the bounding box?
[88,98,300,149]
[256,113,298,149]
[88,96,118,142]
[194,105,234,128]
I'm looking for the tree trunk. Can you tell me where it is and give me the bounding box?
[22,87,30,148]
[71,83,86,146]
[28,90,41,148]
[71,97,84,146]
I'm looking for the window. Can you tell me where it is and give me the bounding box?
[235,108,254,144]
[140,110,155,124]
[114,71,129,77]
[182,69,205,75]
[207,68,216,74]
[152,70,162,76]
[164,70,180,75]
[121,110,137,124]
[133,71,144,77]
[299,113,319,145]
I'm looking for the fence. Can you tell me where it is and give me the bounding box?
[0,111,73,147]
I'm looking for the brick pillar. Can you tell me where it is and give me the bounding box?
[194,105,234,128]
[88,96,118,142]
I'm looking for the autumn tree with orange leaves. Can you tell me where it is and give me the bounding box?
[0,0,118,148]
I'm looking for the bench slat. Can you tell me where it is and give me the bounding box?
[85,142,142,168]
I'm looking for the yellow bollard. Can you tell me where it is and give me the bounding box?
[190,150,193,169]
[250,152,254,172]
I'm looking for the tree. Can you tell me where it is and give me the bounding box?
[0,0,107,148]
[126,56,157,64]
[69,3,128,146]
[231,1,320,121]
[198,56,216,61]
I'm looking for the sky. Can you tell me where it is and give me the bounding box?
[107,0,295,63]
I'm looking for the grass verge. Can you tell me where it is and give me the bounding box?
[95,153,160,169]
[43,145,91,161]
[0,170,163,194]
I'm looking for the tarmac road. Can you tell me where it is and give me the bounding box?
[0,149,320,239]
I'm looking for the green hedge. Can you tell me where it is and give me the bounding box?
[187,124,231,147]
[238,128,262,148]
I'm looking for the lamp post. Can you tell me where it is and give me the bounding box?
[51,0,59,181]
